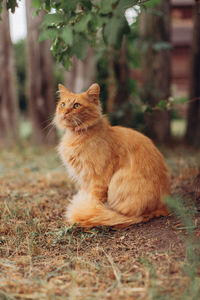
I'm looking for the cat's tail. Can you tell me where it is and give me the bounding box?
[65,192,150,228]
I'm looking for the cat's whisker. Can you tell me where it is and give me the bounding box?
[41,120,55,133]
[73,119,79,129]
[41,114,55,126]
[73,115,82,124]
[46,125,56,140]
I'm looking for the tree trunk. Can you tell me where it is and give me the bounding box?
[26,0,56,144]
[140,0,171,143]
[107,39,131,126]
[185,1,200,146]
[64,47,96,93]
[0,0,18,142]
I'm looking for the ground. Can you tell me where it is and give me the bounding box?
[0,143,200,300]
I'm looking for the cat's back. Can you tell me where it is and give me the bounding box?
[110,125,168,175]
[111,125,154,150]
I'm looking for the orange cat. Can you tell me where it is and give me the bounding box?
[54,83,170,228]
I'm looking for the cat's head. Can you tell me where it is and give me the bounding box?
[54,83,102,131]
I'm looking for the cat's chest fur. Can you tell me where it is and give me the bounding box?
[58,133,85,181]
[58,131,109,183]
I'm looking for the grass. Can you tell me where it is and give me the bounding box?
[0,143,200,299]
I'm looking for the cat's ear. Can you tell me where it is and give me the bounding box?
[58,84,71,96]
[87,83,100,103]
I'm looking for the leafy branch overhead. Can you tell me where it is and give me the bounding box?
[12,0,146,65]
[35,0,143,69]
[0,0,158,69]
[0,0,174,66]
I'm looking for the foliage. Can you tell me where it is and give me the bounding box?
[0,0,20,14]
[31,0,148,69]
[95,12,143,129]
[0,0,159,72]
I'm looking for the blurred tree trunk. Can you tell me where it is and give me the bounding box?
[26,1,56,144]
[0,1,18,141]
[64,47,96,93]
[140,0,171,143]
[107,39,131,126]
[185,1,200,146]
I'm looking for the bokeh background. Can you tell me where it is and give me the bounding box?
[0,0,199,147]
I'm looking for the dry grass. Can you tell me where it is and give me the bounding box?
[0,143,200,300]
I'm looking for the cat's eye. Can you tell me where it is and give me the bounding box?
[73,103,81,109]
[61,102,65,108]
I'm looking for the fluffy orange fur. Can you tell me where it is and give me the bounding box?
[54,83,170,228]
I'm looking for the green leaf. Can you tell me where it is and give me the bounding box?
[42,13,65,26]
[143,0,161,8]
[74,13,92,32]
[115,0,138,15]
[6,0,18,13]
[38,28,59,42]
[104,16,130,48]
[100,0,117,15]
[63,56,72,71]
[61,0,78,11]
[32,0,43,8]
[156,100,167,111]
[61,26,73,46]
[44,0,51,11]
[88,15,107,32]
[0,0,2,15]
[80,0,92,11]
[72,33,88,60]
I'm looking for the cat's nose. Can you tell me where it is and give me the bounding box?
[64,109,70,116]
